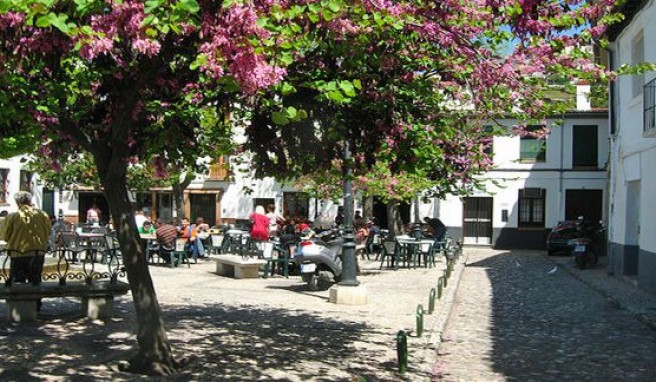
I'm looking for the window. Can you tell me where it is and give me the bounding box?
[519,127,546,163]
[572,125,598,167]
[208,156,230,180]
[518,188,545,228]
[19,170,33,193]
[632,33,644,98]
[0,168,7,204]
[645,78,656,134]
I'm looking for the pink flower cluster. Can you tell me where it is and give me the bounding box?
[0,11,24,29]
[199,3,285,94]
[78,0,161,61]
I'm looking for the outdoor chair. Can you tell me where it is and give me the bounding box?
[379,240,402,270]
[101,234,121,266]
[262,243,291,278]
[56,231,87,264]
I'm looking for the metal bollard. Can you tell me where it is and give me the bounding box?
[397,330,408,373]
[437,277,444,299]
[428,288,436,314]
[443,270,448,287]
[446,263,452,279]
[416,304,424,337]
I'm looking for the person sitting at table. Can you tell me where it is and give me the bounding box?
[155,219,178,263]
[138,220,156,235]
[190,217,210,259]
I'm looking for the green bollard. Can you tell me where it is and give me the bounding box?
[428,288,436,314]
[416,304,424,337]
[443,271,448,287]
[397,330,408,373]
[446,263,452,279]
[437,277,444,299]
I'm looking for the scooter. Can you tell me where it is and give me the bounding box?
[568,218,604,269]
[294,229,343,291]
[569,237,598,269]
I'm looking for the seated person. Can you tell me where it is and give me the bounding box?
[190,217,210,259]
[155,219,178,263]
[138,221,156,235]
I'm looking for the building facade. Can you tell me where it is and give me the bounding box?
[607,0,656,292]
[415,107,609,250]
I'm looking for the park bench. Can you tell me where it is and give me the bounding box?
[214,255,267,279]
[0,249,129,323]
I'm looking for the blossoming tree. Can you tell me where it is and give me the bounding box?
[0,0,621,375]
[0,0,291,374]
[245,0,620,219]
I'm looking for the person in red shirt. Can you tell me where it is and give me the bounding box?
[249,206,269,241]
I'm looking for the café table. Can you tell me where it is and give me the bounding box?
[394,235,436,268]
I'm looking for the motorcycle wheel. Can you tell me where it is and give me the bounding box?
[307,270,334,291]
[308,274,320,291]
[575,253,586,269]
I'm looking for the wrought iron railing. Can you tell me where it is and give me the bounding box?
[0,248,126,287]
[645,77,656,133]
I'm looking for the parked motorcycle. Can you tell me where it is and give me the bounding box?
[294,228,344,291]
[568,218,604,269]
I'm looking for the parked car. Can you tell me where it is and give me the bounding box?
[546,220,582,256]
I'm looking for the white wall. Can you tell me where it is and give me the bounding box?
[609,0,656,252]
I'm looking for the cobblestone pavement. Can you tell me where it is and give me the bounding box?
[0,253,465,381]
[436,249,656,381]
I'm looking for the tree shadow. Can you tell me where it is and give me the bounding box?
[0,297,411,381]
[446,251,656,380]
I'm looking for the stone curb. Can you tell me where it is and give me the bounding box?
[417,251,469,378]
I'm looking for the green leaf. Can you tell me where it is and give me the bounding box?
[179,0,200,13]
[327,0,341,13]
[35,15,52,28]
[353,79,362,90]
[281,82,296,96]
[326,90,344,102]
[339,81,356,97]
[189,53,207,70]
[272,111,290,125]
[285,106,297,119]
[322,9,336,21]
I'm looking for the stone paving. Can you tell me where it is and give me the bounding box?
[436,249,656,381]
[0,253,464,381]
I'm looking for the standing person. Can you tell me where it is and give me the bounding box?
[0,210,8,241]
[86,203,101,224]
[249,205,269,241]
[424,216,446,242]
[266,204,284,239]
[5,191,51,285]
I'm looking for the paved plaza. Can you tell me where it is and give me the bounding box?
[0,254,458,381]
[1,248,656,381]
[437,249,656,381]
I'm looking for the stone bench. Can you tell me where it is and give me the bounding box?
[0,281,130,322]
[215,255,267,279]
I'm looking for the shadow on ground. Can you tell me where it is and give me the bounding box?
[0,298,394,381]
[456,251,656,381]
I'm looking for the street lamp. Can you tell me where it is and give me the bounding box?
[338,139,359,286]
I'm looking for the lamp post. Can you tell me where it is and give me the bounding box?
[338,139,359,286]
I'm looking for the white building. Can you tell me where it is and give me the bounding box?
[0,156,52,215]
[414,96,609,249]
[607,0,656,292]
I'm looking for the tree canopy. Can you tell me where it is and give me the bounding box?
[0,0,621,375]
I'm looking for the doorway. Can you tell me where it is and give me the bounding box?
[190,193,217,225]
[463,197,493,245]
[565,189,603,222]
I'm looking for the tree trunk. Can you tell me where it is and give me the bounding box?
[171,172,194,223]
[100,161,181,375]
[362,195,373,222]
[386,200,404,237]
